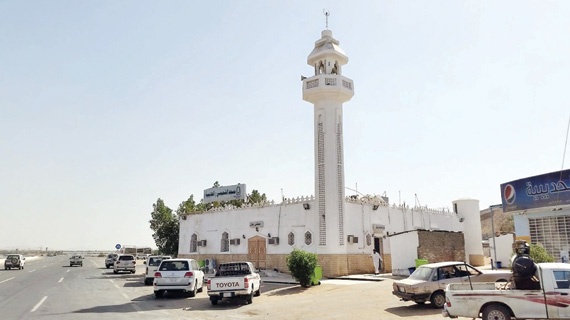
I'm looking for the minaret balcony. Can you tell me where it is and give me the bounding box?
[302,74,354,104]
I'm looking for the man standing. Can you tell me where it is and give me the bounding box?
[371,249,382,275]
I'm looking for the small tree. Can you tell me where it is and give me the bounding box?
[530,243,554,263]
[286,249,318,287]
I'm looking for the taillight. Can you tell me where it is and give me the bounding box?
[244,277,249,289]
[184,272,194,278]
[154,272,162,278]
[206,279,211,290]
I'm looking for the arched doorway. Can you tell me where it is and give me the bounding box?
[248,236,267,269]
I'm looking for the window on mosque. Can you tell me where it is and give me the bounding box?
[190,234,197,253]
[288,232,295,246]
[221,232,229,252]
[305,231,312,245]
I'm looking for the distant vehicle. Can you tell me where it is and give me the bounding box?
[207,261,261,305]
[105,253,118,268]
[144,255,172,285]
[113,254,136,274]
[69,254,83,267]
[392,261,511,308]
[136,247,152,260]
[119,246,151,259]
[153,258,204,298]
[4,254,26,270]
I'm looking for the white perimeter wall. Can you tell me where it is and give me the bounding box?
[179,199,464,258]
[490,233,515,268]
[389,231,419,276]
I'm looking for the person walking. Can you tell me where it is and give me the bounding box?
[371,249,382,275]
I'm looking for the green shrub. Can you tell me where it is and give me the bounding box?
[286,249,318,287]
[530,243,554,263]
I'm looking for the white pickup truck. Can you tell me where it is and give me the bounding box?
[444,262,570,319]
[206,261,261,305]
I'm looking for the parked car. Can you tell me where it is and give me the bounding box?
[392,261,512,308]
[153,258,204,298]
[4,254,25,270]
[105,253,118,269]
[113,254,136,274]
[69,254,83,267]
[144,255,172,285]
[207,261,261,305]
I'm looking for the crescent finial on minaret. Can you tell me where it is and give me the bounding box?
[323,9,330,30]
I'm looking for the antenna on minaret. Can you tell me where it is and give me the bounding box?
[323,9,330,30]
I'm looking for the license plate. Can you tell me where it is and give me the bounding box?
[222,293,232,298]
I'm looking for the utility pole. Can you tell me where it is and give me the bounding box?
[489,204,503,269]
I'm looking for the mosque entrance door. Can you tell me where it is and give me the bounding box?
[248,236,267,269]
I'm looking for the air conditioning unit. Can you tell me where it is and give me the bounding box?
[204,258,216,274]
[197,240,207,247]
[268,237,279,245]
[230,238,240,245]
[347,235,358,244]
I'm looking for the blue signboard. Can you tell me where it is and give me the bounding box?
[500,169,570,213]
[115,244,121,250]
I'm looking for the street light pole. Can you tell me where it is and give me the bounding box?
[489,204,502,270]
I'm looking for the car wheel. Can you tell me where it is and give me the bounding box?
[154,290,164,299]
[245,287,254,304]
[106,265,110,269]
[482,304,511,320]
[210,297,219,305]
[189,281,197,297]
[197,280,204,293]
[254,286,261,297]
[131,270,135,274]
[113,270,118,274]
[430,290,446,309]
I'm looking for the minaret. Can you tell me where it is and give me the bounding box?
[303,23,354,250]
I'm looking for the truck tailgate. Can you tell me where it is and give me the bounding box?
[209,277,246,292]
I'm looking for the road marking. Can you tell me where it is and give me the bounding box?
[114,284,120,289]
[42,265,47,268]
[31,296,48,312]
[66,270,70,273]
[0,277,15,284]
[121,293,129,299]
[132,303,143,314]
[108,279,114,283]
[29,270,36,273]
[91,260,98,267]
[58,277,64,283]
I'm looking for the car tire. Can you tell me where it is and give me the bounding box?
[246,287,254,304]
[254,286,261,297]
[189,281,197,297]
[210,297,219,305]
[154,290,164,299]
[106,265,110,269]
[131,270,135,274]
[113,270,118,274]
[430,290,446,309]
[197,279,204,293]
[482,304,511,320]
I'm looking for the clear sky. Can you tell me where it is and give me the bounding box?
[1,1,569,251]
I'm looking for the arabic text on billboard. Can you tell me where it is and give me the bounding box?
[203,184,246,203]
[500,169,570,213]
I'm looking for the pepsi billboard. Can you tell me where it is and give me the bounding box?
[501,169,570,213]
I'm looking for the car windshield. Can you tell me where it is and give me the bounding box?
[148,257,162,266]
[409,266,433,281]
[159,261,188,271]
[119,255,134,260]
[7,255,20,259]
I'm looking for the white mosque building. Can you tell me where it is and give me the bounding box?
[178,27,484,276]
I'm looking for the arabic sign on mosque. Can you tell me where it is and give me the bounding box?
[500,169,570,213]
[203,184,246,203]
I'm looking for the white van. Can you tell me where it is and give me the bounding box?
[144,255,171,285]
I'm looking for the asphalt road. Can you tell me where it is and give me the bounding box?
[1,256,466,319]
[0,256,295,319]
